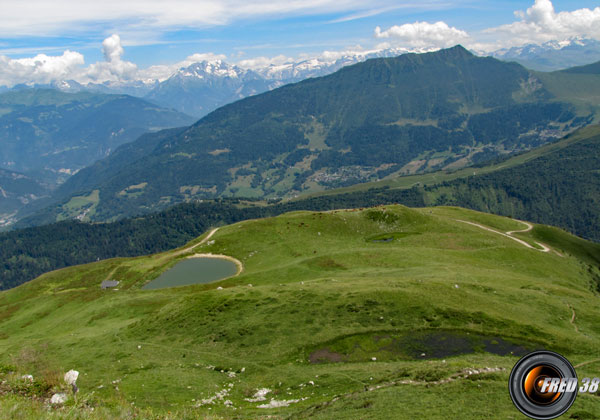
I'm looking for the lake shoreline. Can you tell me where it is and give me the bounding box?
[188,253,244,276]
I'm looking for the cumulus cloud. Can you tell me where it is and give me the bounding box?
[103,34,125,63]
[374,21,470,49]
[85,34,138,81]
[0,34,142,86]
[0,51,84,87]
[486,0,600,46]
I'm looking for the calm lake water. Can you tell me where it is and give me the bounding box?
[142,257,238,290]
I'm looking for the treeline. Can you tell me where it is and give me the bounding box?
[0,188,424,290]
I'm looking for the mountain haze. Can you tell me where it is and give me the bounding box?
[0,89,194,180]
[0,168,49,223]
[0,89,195,220]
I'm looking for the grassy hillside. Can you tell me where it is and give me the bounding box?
[1,189,425,291]
[1,206,599,419]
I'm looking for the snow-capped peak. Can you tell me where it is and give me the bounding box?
[176,60,246,80]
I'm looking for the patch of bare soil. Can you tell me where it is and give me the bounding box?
[309,348,344,364]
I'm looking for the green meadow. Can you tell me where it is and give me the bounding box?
[1,205,599,419]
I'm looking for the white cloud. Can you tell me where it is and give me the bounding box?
[103,34,125,63]
[237,55,292,70]
[180,53,228,66]
[0,33,235,87]
[0,34,139,86]
[485,0,600,47]
[0,51,85,87]
[84,34,138,81]
[0,0,433,37]
[374,21,470,49]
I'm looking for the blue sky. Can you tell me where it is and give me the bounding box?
[1,0,599,86]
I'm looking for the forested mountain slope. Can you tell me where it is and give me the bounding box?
[28,46,599,224]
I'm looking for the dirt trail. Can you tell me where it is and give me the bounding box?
[178,228,219,255]
[456,219,554,254]
[568,304,579,333]
[103,267,118,282]
[575,359,600,369]
[299,367,505,416]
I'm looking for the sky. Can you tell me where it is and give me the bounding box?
[1,0,600,86]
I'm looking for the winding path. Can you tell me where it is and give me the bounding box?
[568,304,579,333]
[178,228,220,255]
[456,219,553,253]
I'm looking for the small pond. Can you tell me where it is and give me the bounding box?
[142,257,238,290]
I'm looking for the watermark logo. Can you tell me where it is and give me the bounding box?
[509,351,599,419]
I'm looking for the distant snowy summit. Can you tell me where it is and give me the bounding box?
[490,37,600,71]
[254,47,417,81]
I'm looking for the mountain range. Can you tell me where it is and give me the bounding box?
[36,48,417,118]
[141,38,600,118]
[16,45,600,228]
[6,39,600,120]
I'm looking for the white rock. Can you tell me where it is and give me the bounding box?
[257,398,303,408]
[371,357,377,361]
[217,287,223,290]
[64,370,79,385]
[50,393,68,404]
[245,388,271,402]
